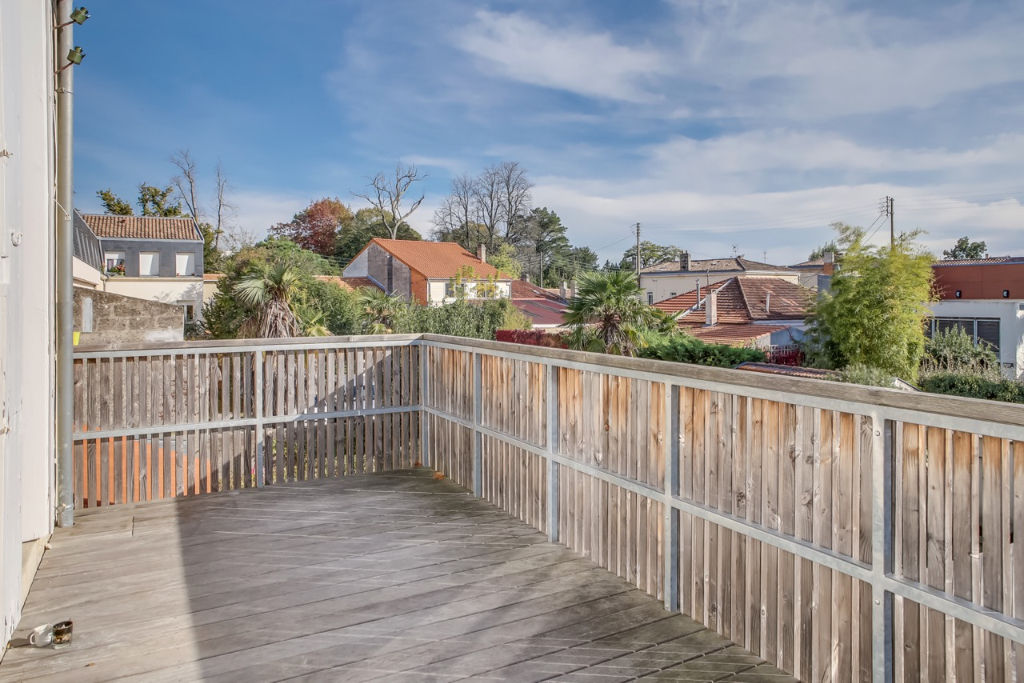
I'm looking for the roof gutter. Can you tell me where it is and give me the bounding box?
[55,0,75,527]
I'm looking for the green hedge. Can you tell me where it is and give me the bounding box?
[638,333,766,368]
[919,372,1024,404]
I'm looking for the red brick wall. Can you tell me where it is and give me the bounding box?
[932,263,1024,300]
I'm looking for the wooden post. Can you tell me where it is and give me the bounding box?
[472,352,482,497]
[872,414,894,681]
[254,351,265,487]
[664,383,680,612]
[419,343,429,467]
[547,363,560,542]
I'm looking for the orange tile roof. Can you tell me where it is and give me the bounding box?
[315,275,379,292]
[686,323,790,346]
[79,213,200,241]
[366,239,508,279]
[655,277,813,324]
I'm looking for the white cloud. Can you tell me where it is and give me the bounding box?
[457,10,667,103]
[229,189,311,240]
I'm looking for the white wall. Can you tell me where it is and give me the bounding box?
[104,277,203,306]
[73,257,102,289]
[0,0,57,648]
[930,299,1024,379]
[426,279,511,305]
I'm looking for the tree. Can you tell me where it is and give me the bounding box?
[619,241,682,270]
[564,270,661,357]
[357,288,405,334]
[808,241,839,261]
[517,207,571,286]
[138,183,182,216]
[432,174,482,249]
[353,164,425,239]
[487,243,523,279]
[334,207,422,265]
[805,223,934,380]
[943,236,987,260]
[97,189,133,215]
[495,161,532,244]
[271,197,352,257]
[233,263,303,338]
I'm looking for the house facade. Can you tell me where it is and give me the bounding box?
[77,211,205,323]
[930,257,1024,379]
[640,252,798,304]
[654,277,814,349]
[343,238,511,305]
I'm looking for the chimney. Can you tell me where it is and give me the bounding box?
[822,250,835,275]
[695,281,701,309]
[765,291,771,316]
[477,243,486,263]
[680,251,690,271]
[705,288,718,326]
[560,281,567,299]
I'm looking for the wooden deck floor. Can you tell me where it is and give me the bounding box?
[2,471,796,682]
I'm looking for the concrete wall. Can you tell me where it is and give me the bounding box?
[98,237,203,278]
[74,288,184,346]
[0,0,56,648]
[929,299,1024,379]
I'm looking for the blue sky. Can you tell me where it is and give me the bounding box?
[74,0,1024,264]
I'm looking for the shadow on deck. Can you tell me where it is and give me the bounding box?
[3,471,795,682]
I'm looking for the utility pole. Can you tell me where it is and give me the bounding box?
[634,222,641,281]
[884,196,895,248]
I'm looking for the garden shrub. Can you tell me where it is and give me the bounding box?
[638,332,766,368]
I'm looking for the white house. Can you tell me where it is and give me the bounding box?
[343,238,512,305]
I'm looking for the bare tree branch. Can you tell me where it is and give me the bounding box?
[353,163,426,239]
[170,149,202,221]
[214,162,234,250]
[496,161,532,243]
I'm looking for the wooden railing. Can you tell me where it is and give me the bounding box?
[72,335,421,506]
[72,334,1024,682]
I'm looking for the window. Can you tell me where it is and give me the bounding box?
[647,292,654,305]
[104,251,125,275]
[139,252,160,277]
[182,304,196,323]
[928,317,1000,353]
[175,252,195,276]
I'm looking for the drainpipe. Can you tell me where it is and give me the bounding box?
[55,0,75,527]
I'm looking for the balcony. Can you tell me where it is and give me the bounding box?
[4,333,1024,681]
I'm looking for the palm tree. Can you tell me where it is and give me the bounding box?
[233,263,302,338]
[357,288,405,334]
[564,270,659,356]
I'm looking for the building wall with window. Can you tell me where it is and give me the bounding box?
[98,238,202,278]
[928,299,1024,379]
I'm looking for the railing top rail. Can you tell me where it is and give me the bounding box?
[419,334,1024,430]
[73,333,424,357]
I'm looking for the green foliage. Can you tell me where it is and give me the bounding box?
[334,207,422,264]
[138,184,182,216]
[921,327,1000,378]
[839,364,897,388]
[97,189,134,215]
[919,373,1024,404]
[808,241,839,261]
[201,238,356,339]
[638,331,766,367]
[943,236,987,260]
[487,243,523,279]
[619,241,682,271]
[564,270,661,356]
[804,223,934,380]
[357,288,405,334]
[197,222,223,272]
[392,299,530,339]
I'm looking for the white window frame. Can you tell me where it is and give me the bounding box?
[175,252,195,277]
[139,252,160,277]
[104,251,125,273]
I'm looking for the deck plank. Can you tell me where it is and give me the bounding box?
[3,471,795,682]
